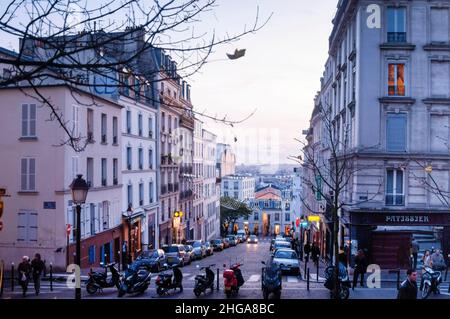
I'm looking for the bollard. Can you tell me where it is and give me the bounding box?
[396,269,400,290]
[307,268,310,291]
[316,261,319,282]
[49,263,53,292]
[0,260,4,297]
[216,268,219,291]
[11,262,14,292]
[304,260,307,277]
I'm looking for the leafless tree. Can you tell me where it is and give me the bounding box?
[0,0,269,151]
[290,102,383,299]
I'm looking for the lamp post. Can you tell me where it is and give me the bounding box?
[69,174,89,300]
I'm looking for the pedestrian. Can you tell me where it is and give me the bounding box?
[397,269,418,299]
[352,249,367,289]
[31,253,45,295]
[304,241,311,263]
[411,239,419,270]
[311,242,320,266]
[430,249,446,271]
[18,256,31,297]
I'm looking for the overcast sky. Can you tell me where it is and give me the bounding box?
[1,0,338,166]
[189,0,337,165]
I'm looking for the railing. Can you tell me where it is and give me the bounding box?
[387,32,406,43]
[168,183,174,192]
[161,185,167,195]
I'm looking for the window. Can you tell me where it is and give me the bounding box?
[138,114,142,136]
[224,191,229,197]
[149,182,154,203]
[86,158,93,187]
[101,114,107,143]
[127,184,133,207]
[71,157,79,180]
[386,169,404,206]
[18,210,38,242]
[285,213,290,222]
[127,147,132,170]
[234,192,238,199]
[148,149,153,169]
[430,8,449,43]
[387,7,406,43]
[20,158,35,191]
[386,113,407,152]
[139,183,144,206]
[87,109,93,142]
[264,201,269,208]
[254,212,259,220]
[139,148,143,170]
[148,117,153,138]
[234,181,239,190]
[112,116,118,144]
[101,158,107,186]
[388,63,405,96]
[88,245,96,265]
[126,110,131,134]
[275,213,280,222]
[72,105,79,137]
[113,159,118,185]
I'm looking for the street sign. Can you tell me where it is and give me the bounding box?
[0,221,3,231]
[308,215,321,222]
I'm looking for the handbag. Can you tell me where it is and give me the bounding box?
[21,272,27,281]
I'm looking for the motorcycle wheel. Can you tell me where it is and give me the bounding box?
[86,282,98,295]
[179,284,183,293]
[339,286,350,300]
[194,288,201,297]
[157,286,165,296]
[263,288,269,300]
[421,283,431,299]
[274,289,281,299]
[118,286,126,298]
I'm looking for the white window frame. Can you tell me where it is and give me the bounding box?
[385,169,405,206]
[20,157,36,191]
[21,103,37,137]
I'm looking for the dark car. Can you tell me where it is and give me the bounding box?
[226,235,237,246]
[211,239,224,251]
[136,249,166,272]
[222,238,230,249]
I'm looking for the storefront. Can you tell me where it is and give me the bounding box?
[159,220,172,246]
[349,210,450,268]
[122,209,145,262]
[147,212,156,249]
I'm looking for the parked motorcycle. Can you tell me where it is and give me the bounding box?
[155,264,183,296]
[118,260,152,297]
[420,266,442,299]
[223,263,245,298]
[86,262,121,294]
[323,263,351,300]
[261,261,282,300]
[193,264,215,297]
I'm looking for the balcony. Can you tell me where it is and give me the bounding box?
[180,190,193,200]
[180,164,193,175]
[168,183,174,192]
[161,154,174,165]
[161,185,167,195]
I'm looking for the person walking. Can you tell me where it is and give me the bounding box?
[352,249,367,289]
[304,241,311,263]
[430,249,446,271]
[397,269,418,299]
[18,256,31,297]
[411,239,419,270]
[311,242,320,266]
[31,253,45,295]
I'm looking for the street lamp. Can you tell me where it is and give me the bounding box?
[69,174,89,300]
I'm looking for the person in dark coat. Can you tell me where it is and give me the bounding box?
[31,253,45,295]
[311,242,320,266]
[304,241,311,262]
[352,249,367,289]
[397,269,418,299]
[18,256,32,297]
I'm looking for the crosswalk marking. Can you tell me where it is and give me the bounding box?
[247,275,260,282]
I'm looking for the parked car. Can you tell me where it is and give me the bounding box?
[136,249,167,272]
[204,242,214,256]
[271,240,292,255]
[186,240,207,259]
[226,235,238,246]
[211,239,224,251]
[184,245,195,264]
[236,230,248,242]
[272,248,300,276]
[222,238,230,249]
[161,244,190,267]
[247,235,258,244]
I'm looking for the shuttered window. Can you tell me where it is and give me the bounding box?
[20,158,36,191]
[386,113,407,152]
[21,104,36,137]
[431,8,449,43]
[17,211,38,242]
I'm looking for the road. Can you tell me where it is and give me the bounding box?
[2,238,450,299]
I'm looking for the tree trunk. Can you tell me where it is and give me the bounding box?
[333,204,340,299]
